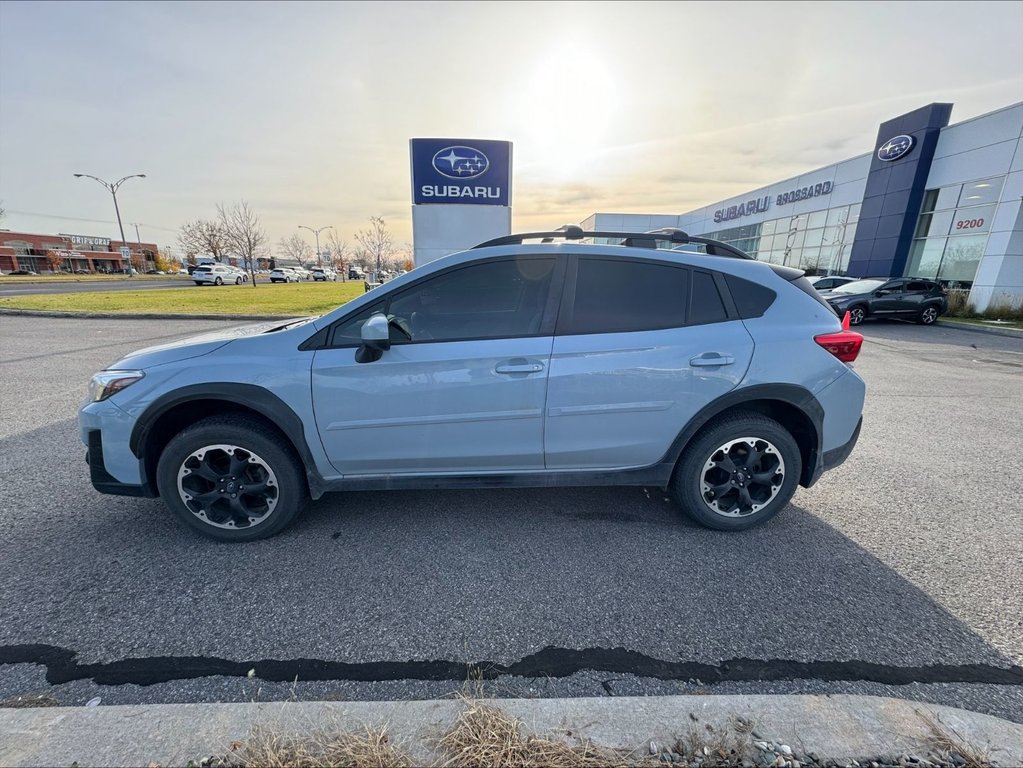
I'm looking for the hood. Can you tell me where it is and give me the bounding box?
[108,317,315,370]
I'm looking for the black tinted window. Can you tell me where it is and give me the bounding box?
[567,258,687,334]
[905,281,931,292]
[725,273,776,319]
[690,271,728,324]
[387,257,555,342]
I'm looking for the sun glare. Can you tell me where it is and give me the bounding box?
[512,40,622,181]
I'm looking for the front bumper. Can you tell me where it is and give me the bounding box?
[85,430,156,497]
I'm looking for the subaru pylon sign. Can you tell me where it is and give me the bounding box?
[411,138,512,205]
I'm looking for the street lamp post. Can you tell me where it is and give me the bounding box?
[298,225,333,269]
[74,173,146,277]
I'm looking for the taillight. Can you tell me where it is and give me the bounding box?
[815,329,863,363]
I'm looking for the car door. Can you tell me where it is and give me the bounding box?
[871,279,907,314]
[311,256,563,476]
[899,280,934,315]
[544,256,754,470]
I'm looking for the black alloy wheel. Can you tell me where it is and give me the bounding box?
[672,411,801,531]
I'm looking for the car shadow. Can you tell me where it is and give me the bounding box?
[2,418,1019,692]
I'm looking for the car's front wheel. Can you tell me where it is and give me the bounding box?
[235,276,242,285]
[847,305,866,326]
[156,416,308,542]
[918,305,940,325]
[671,411,801,531]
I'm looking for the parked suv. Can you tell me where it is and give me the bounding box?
[269,267,300,283]
[819,277,947,325]
[192,264,243,286]
[80,227,865,542]
[311,267,337,281]
[807,275,856,292]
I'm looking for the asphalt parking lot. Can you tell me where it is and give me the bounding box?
[1,315,1021,721]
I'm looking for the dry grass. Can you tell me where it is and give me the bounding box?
[670,717,756,766]
[229,724,413,768]
[437,694,629,768]
[919,711,994,768]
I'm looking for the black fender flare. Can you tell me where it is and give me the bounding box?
[660,383,825,487]
[129,383,325,498]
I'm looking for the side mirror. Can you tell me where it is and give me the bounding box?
[355,313,390,363]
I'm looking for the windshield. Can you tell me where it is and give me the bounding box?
[830,279,884,295]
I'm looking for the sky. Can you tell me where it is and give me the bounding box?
[1,0,1022,257]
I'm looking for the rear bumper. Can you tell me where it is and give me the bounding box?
[822,416,862,472]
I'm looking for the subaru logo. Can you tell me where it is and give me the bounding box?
[431,145,490,179]
[877,134,915,162]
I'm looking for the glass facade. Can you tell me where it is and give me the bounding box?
[905,176,1004,288]
[699,204,860,275]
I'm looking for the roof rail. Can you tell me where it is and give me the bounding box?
[473,225,753,260]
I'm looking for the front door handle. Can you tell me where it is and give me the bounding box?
[690,353,735,367]
[495,358,545,375]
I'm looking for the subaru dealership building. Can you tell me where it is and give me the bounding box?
[581,101,1023,311]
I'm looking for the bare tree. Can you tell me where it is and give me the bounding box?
[217,201,265,287]
[354,216,393,277]
[324,229,350,279]
[178,219,228,262]
[277,234,315,268]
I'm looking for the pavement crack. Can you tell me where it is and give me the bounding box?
[2,644,1023,689]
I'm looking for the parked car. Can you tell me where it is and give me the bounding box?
[819,277,948,325]
[807,275,856,292]
[8,269,38,276]
[80,226,865,542]
[348,268,365,281]
[227,266,249,283]
[311,267,337,282]
[269,267,301,283]
[193,264,244,286]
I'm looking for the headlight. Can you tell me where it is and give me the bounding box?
[88,370,144,402]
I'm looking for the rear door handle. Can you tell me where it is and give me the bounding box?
[690,353,735,367]
[495,358,545,375]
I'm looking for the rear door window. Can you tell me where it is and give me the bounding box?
[563,258,688,335]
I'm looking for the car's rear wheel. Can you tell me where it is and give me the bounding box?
[847,305,866,326]
[918,305,939,325]
[671,411,801,531]
[156,416,308,542]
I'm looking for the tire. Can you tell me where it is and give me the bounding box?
[847,305,866,326]
[235,277,242,285]
[194,281,203,286]
[670,410,802,531]
[214,277,223,286]
[917,305,940,325]
[155,415,309,542]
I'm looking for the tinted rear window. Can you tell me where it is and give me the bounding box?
[567,258,687,334]
[690,271,728,324]
[725,274,776,319]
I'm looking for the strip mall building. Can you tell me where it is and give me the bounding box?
[0,231,159,273]
[582,101,1023,311]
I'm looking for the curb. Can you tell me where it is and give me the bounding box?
[936,319,1023,339]
[0,308,294,322]
[1,694,1021,768]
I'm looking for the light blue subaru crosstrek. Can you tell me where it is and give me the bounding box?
[80,227,865,542]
